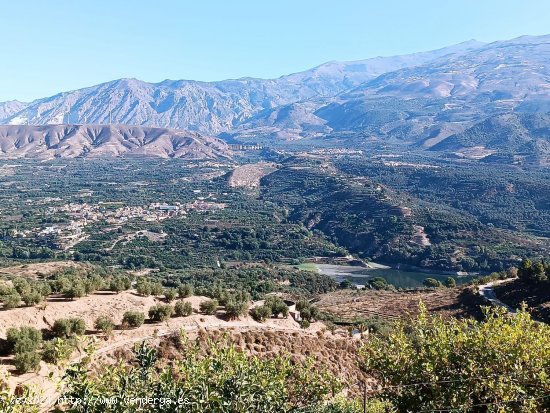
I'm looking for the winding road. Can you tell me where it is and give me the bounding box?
[478,279,516,313]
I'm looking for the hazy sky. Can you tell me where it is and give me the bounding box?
[2,0,550,101]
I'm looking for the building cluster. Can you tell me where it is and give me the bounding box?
[14,198,226,251]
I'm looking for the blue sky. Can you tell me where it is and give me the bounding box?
[2,0,550,101]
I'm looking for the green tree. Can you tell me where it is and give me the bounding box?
[60,340,348,412]
[444,277,456,288]
[122,311,145,329]
[199,299,218,315]
[148,304,174,322]
[423,277,442,288]
[250,305,272,322]
[361,304,550,412]
[94,316,115,335]
[174,301,193,317]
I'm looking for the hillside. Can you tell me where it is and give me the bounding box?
[230,35,550,146]
[0,124,232,160]
[430,113,550,165]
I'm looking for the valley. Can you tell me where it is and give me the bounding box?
[0,26,549,412]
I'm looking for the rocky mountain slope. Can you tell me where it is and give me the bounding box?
[0,125,232,160]
[231,35,550,146]
[2,35,550,162]
[0,42,483,135]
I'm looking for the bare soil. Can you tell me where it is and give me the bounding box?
[316,286,486,321]
[493,279,550,322]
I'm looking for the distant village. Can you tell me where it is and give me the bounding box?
[12,196,226,250]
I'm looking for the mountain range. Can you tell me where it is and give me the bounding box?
[1,35,550,162]
[0,125,231,160]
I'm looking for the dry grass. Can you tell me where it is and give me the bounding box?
[494,279,550,323]
[0,261,87,279]
[316,286,486,322]
[157,328,370,397]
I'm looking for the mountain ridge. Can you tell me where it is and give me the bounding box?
[0,124,232,160]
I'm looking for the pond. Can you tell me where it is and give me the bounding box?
[313,263,478,289]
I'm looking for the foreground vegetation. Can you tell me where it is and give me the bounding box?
[0,306,525,412]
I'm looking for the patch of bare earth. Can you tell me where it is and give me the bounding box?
[0,261,88,279]
[228,162,277,189]
[316,286,486,321]
[493,279,550,323]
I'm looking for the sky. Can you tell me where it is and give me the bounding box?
[1,0,550,102]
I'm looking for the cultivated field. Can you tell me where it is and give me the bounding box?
[316,286,487,321]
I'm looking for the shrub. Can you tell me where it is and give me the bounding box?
[109,276,131,293]
[122,311,145,329]
[148,304,174,322]
[94,316,115,334]
[300,319,311,329]
[52,318,86,338]
[150,282,164,296]
[61,341,346,412]
[368,277,388,290]
[174,301,193,317]
[2,292,21,309]
[136,280,152,296]
[14,351,41,373]
[164,289,177,302]
[42,338,73,364]
[361,305,550,412]
[199,299,218,315]
[64,281,86,300]
[6,327,42,354]
[21,290,43,307]
[296,299,309,312]
[225,298,249,320]
[178,284,193,298]
[250,305,272,322]
[423,278,442,288]
[264,296,289,318]
[444,277,457,288]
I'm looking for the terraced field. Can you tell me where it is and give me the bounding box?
[316,286,487,321]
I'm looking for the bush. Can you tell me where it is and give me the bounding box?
[164,289,177,302]
[178,284,193,298]
[109,276,131,293]
[264,296,289,318]
[6,327,42,354]
[94,316,115,334]
[42,338,73,364]
[368,277,388,290]
[2,292,21,309]
[199,299,218,315]
[148,304,174,322]
[174,301,193,317]
[444,277,457,288]
[296,299,310,312]
[225,298,249,320]
[64,281,86,300]
[14,351,41,373]
[150,282,164,296]
[300,319,311,329]
[423,278,442,288]
[62,341,346,412]
[52,318,86,338]
[250,305,272,322]
[122,311,145,329]
[21,290,43,307]
[136,279,152,296]
[361,305,550,412]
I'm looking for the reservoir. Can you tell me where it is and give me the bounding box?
[312,263,478,289]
